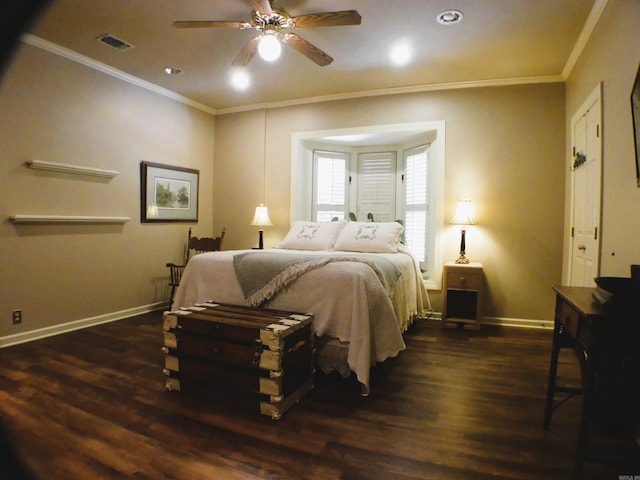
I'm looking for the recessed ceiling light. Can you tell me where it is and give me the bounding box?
[390,42,412,67]
[164,67,183,75]
[436,10,463,25]
[229,69,251,91]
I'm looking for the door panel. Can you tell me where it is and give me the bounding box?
[569,87,602,287]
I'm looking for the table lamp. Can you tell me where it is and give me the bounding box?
[250,203,272,249]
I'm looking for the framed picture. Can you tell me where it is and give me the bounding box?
[140,161,199,222]
[631,61,640,187]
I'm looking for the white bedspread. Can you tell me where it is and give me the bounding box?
[171,246,430,393]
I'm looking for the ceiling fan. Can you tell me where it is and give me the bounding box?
[172,0,361,67]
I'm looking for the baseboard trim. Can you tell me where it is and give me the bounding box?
[1,306,552,349]
[0,302,168,349]
[421,312,553,330]
[482,316,553,329]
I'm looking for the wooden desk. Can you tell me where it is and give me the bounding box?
[544,285,640,479]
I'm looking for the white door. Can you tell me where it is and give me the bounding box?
[569,86,602,287]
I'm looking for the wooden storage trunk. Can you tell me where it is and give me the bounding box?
[162,302,314,419]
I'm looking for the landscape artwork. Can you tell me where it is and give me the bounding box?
[141,161,199,222]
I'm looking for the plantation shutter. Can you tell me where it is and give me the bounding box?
[312,150,348,222]
[403,145,429,262]
[356,152,396,222]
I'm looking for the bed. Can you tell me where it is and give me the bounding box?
[170,220,430,395]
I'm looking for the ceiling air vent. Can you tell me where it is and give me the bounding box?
[97,34,135,51]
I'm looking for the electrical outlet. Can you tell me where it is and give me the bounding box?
[12,309,22,324]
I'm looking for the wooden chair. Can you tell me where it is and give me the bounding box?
[167,227,225,305]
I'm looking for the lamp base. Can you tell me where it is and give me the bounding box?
[455,228,469,264]
[455,253,470,264]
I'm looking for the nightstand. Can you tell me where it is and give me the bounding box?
[442,261,484,330]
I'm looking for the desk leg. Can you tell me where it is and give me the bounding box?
[573,346,592,480]
[543,321,562,430]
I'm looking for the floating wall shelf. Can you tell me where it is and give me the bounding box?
[27,159,120,178]
[9,215,131,224]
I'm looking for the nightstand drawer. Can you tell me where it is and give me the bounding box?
[446,271,482,291]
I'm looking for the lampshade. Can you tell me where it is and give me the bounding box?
[258,32,281,62]
[450,199,476,226]
[251,203,273,227]
[251,203,272,250]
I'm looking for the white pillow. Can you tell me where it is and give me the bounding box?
[277,220,347,251]
[333,221,404,253]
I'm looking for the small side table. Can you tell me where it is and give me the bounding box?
[442,261,484,330]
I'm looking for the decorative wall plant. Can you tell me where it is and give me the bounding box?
[572,151,587,170]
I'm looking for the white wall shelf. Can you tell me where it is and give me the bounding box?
[27,159,120,178]
[9,215,131,224]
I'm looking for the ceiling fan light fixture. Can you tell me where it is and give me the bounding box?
[258,32,281,61]
[436,10,463,25]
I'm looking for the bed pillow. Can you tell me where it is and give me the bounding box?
[277,220,347,251]
[333,221,404,253]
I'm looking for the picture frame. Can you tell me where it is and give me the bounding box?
[140,161,199,222]
[631,61,640,187]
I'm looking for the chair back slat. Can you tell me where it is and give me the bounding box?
[187,227,225,259]
[167,227,226,306]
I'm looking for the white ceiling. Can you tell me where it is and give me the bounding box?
[27,0,598,114]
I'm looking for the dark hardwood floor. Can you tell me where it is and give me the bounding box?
[1,311,638,479]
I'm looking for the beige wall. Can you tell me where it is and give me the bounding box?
[564,0,640,440]
[0,43,215,340]
[214,83,566,321]
[564,0,640,278]
[14,0,640,337]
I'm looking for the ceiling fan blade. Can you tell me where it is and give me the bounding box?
[291,10,361,28]
[173,20,247,29]
[232,36,261,66]
[282,33,333,66]
[248,0,272,16]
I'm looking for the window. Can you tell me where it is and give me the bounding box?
[312,151,349,222]
[403,145,429,265]
[357,152,396,222]
[312,144,431,272]
[292,121,445,287]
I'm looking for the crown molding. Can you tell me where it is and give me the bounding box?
[215,75,565,115]
[22,0,605,121]
[19,34,564,118]
[21,34,216,115]
[561,0,608,79]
